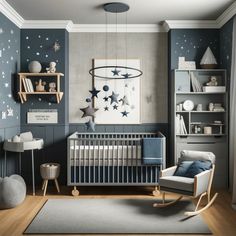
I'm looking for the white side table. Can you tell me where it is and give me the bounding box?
[3,138,44,195]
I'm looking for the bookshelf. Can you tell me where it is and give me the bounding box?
[18,73,64,103]
[171,69,228,188]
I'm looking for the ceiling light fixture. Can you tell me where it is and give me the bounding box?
[89,2,143,80]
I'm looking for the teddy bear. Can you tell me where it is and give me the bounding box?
[46,61,56,73]
[49,82,56,92]
[206,76,218,86]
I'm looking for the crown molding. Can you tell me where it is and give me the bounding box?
[164,20,218,31]
[216,1,236,28]
[21,20,73,30]
[1,0,236,31]
[0,0,24,27]
[70,24,164,33]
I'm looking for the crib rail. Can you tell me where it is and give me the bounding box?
[67,132,165,188]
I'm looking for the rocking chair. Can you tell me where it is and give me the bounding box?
[154,150,218,216]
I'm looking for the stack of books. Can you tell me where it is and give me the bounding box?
[176,114,188,135]
[22,77,34,92]
[190,72,202,92]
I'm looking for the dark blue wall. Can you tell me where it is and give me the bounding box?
[220,18,234,76]
[0,13,21,177]
[20,29,69,125]
[169,29,220,70]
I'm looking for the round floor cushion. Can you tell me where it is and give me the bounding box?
[0,175,26,209]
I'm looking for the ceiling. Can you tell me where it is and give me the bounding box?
[5,0,235,24]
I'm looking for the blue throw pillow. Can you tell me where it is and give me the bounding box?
[184,160,212,178]
[174,161,193,176]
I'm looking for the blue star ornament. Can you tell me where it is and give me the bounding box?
[89,87,100,98]
[104,106,109,111]
[109,91,119,104]
[121,110,129,117]
[103,96,109,102]
[113,104,118,110]
[111,68,121,76]
[85,119,96,131]
[80,106,98,118]
[122,73,132,79]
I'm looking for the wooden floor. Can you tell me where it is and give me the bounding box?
[0,186,236,236]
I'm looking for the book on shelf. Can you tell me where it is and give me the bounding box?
[176,114,187,135]
[25,78,34,92]
[190,72,202,92]
[22,77,29,92]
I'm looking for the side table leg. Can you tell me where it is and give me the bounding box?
[31,150,35,196]
[19,153,22,175]
[4,151,7,177]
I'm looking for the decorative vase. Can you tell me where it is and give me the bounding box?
[28,61,42,73]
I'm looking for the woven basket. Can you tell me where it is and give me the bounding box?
[40,163,60,180]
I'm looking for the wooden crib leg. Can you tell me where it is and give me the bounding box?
[153,186,160,196]
[72,186,79,196]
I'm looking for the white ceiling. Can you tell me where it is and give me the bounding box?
[5,0,235,24]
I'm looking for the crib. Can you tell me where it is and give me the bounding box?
[67,132,166,196]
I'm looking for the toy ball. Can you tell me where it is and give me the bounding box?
[28,61,42,73]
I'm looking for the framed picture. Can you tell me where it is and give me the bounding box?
[93,59,141,124]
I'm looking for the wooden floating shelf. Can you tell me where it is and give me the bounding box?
[18,73,64,104]
[176,134,226,137]
[176,92,226,94]
[176,111,226,113]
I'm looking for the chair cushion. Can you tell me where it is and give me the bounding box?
[184,160,212,178]
[179,150,215,164]
[174,161,193,176]
[159,176,194,192]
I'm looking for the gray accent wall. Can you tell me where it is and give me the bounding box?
[0,12,21,177]
[69,33,168,124]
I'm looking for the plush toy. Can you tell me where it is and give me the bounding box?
[46,61,57,73]
[35,79,46,92]
[206,76,218,86]
[49,82,56,92]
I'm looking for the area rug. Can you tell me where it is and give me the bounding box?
[24,198,211,234]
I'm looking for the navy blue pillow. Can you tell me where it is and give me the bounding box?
[184,160,212,178]
[174,161,193,176]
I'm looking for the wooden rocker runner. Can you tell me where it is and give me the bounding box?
[153,150,218,216]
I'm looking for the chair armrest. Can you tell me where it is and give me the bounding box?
[160,166,177,177]
[194,169,212,197]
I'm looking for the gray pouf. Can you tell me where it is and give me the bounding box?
[0,175,26,209]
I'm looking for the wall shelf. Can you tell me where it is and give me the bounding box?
[18,73,64,103]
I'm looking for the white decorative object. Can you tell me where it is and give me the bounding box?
[1,111,6,119]
[7,108,13,116]
[94,59,141,124]
[203,86,226,92]
[178,57,196,70]
[27,109,58,124]
[183,100,194,111]
[12,135,20,142]
[46,62,56,73]
[28,61,42,73]
[49,82,56,92]
[206,76,218,86]
[204,126,212,135]
[208,103,214,111]
[200,47,217,69]
[190,72,202,92]
[196,104,202,111]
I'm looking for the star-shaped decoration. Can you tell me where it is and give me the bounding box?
[113,104,118,110]
[89,87,101,98]
[109,91,119,104]
[85,119,96,131]
[119,95,130,106]
[121,111,129,117]
[104,106,109,111]
[122,73,132,79]
[125,84,129,88]
[111,68,121,76]
[103,96,109,102]
[80,106,98,118]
